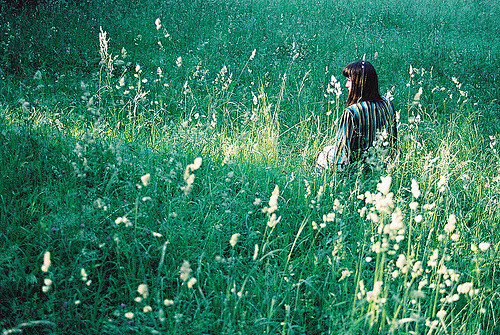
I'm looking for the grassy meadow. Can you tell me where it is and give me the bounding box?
[0,0,499,333]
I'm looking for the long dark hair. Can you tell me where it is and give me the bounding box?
[342,60,382,106]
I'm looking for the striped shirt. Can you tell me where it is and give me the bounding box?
[316,96,397,170]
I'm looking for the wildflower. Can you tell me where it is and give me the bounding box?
[41,251,51,272]
[451,233,459,241]
[389,207,404,232]
[411,261,423,278]
[141,173,151,187]
[414,215,423,223]
[479,242,490,251]
[367,211,379,223]
[164,299,174,306]
[137,284,149,298]
[323,213,335,222]
[444,214,456,233]
[187,277,197,289]
[377,175,392,195]
[457,282,473,294]
[263,185,279,214]
[249,49,256,61]
[80,268,88,281]
[229,233,240,248]
[471,243,478,252]
[437,175,448,192]
[179,261,192,282]
[253,244,259,260]
[124,312,134,319]
[409,201,418,210]
[339,269,351,281]
[411,179,421,198]
[115,216,132,227]
[312,221,318,230]
[267,213,281,228]
[143,305,152,313]
[396,254,407,270]
[428,249,439,267]
[191,157,202,170]
[374,192,394,214]
[436,310,446,319]
[423,203,436,210]
[412,87,423,105]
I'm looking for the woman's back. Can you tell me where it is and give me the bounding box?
[344,96,397,157]
[316,60,398,172]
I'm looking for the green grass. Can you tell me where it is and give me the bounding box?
[0,0,499,334]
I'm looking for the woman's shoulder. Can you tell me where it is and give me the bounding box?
[381,95,395,110]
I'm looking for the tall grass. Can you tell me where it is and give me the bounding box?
[1,0,499,334]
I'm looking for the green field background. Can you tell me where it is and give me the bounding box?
[0,0,499,334]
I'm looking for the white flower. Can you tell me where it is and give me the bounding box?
[229,233,240,248]
[390,207,404,231]
[143,305,152,313]
[437,175,448,192]
[444,214,456,233]
[187,277,197,289]
[164,299,174,306]
[411,179,421,198]
[249,49,256,61]
[80,268,88,281]
[263,185,279,214]
[137,284,149,298]
[457,282,473,294]
[267,213,281,228]
[377,175,392,195]
[396,254,406,270]
[436,310,446,319]
[191,157,202,170]
[41,251,51,272]
[339,269,351,281]
[155,18,161,30]
[141,173,151,187]
[179,260,192,282]
[479,242,490,251]
[124,312,134,319]
[253,244,259,260]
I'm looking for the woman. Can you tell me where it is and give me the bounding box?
[316,60,397,171]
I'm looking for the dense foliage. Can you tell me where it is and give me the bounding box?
[0,0,499,334]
